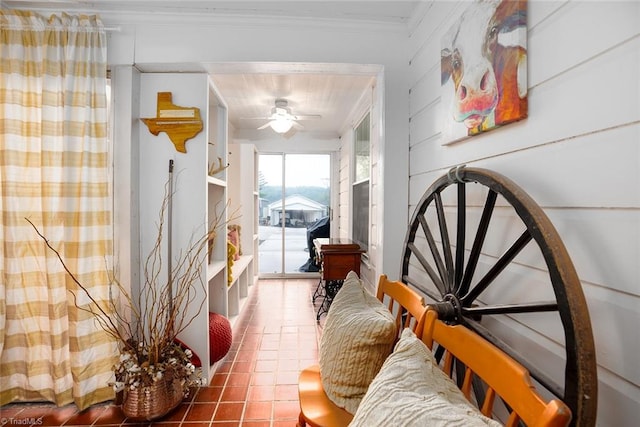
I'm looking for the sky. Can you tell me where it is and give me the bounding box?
[259,154,330,188]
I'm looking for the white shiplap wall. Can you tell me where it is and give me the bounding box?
[407,1,639,425]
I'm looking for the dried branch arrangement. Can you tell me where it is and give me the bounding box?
[26,180,238,396]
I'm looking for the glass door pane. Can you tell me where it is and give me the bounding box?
[258,153,331,275]
[258,154,283,274]
[284,154,330,273]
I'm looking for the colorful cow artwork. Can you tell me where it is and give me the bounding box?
[441,0,528,144]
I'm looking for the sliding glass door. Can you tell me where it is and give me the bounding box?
[258,153,331,276]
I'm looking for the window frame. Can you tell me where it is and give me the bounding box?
[351,111,371,252]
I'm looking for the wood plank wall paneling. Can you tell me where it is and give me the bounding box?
[407,1,640,425]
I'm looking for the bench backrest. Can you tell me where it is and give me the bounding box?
[421,309,572,427]
[376,274,428,338]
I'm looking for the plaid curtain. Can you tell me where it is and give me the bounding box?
[0,9,117,409]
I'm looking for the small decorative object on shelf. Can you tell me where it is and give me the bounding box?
[227,224,241,260]
[207,142,229,176]
[142,92,203,154]
[208,312,232,365]
[26,179,233,421]
[227,240,237,285]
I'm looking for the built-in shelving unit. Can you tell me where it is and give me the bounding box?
[138,73,258,384]
[227,142,259,317]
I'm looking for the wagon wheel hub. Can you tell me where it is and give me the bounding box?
[431,294,463,323]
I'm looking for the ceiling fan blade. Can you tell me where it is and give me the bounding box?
[291,121,304,130]
[292,114,322,120]
[282,127,297,139]
[257,121,273,130]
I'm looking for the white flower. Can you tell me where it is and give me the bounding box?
[112,381,124,392]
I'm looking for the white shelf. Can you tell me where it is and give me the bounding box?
[207,176,227,187]
[229,254,253,288]
[207,259,226,281]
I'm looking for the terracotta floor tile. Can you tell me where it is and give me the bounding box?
[209,373,228,387]
[231,360,255,373]
[272,400,300,420]
[226,373,251,388]
[212,402,244,422]
[258,341,279,351]
[274,385,298,401]
[275,371,299,385]
[40,405,78,426]
[254,360,277,372]
[94,405,127,424]
[220,386,248,402]
[148,403,189,423]
[1,278,319,427]
[194,387,223,403]
[215,361,233,374]
[278,350,299,360]
[256,350,278,361]
[247,386,275,402]
[243,401,272,421]
[250,372,275,386]
[242,421,271,427]
[184,403,216,422]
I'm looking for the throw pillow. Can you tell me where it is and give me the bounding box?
[319,271,397,414]
[349,328,502,427]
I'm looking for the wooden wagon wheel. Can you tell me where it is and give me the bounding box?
[401,166,597,426]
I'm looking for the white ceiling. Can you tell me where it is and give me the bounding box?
[208,64,377,141]
[3,1,421,141]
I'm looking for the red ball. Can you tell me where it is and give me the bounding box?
[209,312,232,365]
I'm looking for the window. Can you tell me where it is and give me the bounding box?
[352,112,370,249]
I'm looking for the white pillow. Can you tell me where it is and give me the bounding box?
[319,271,397,414]
[349,328,502,427]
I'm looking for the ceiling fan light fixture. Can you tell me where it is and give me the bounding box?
[269,117,294,133]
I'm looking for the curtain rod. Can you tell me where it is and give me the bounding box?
[0,24,121,32]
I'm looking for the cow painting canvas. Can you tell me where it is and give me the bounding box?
[441,0,528,144]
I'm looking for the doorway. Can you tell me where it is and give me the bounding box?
[258,153,331,276]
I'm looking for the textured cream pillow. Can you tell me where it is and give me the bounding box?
[349,328,502,426]
[319,271,397,414]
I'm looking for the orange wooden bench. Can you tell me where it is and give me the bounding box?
[417,309,572,427]
[297,274,427,427]
[297,279,573,427]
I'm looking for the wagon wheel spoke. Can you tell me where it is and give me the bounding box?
[404,274,445,304]
[416,213,449,293]
[462,301,558,316]
[434,192,454,291]
[461,230,532,306]
[459,190,497,296]
[454,183,466,293]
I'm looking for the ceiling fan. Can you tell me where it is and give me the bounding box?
[250,99,321,137]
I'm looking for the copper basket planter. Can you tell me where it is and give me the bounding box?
[121,376,184,421]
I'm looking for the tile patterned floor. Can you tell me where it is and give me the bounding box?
[0,278,322,426]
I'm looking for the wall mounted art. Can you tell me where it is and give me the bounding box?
[441,0,528,144]
[142,92,203,153]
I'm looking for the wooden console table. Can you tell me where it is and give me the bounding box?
[313,238,364,321]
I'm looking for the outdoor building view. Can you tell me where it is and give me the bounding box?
[258,153,331,275]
